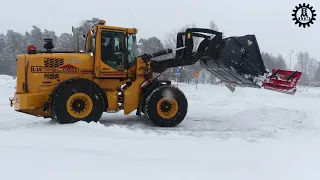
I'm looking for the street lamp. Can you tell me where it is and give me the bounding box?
[290,50,294,70]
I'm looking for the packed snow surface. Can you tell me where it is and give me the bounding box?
[1,75,320,180]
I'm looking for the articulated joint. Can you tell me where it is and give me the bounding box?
[43,99,50,113]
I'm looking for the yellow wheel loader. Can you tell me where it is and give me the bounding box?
[8,20,302,127]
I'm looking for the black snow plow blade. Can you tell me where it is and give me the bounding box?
[148,28,268,88]
[199,35,267,88]
[144,28,301,93]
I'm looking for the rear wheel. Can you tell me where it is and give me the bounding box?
[144,85,188,127]
[51,80,105,124]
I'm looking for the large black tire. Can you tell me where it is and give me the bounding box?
[144,85,188,127]
[51,79,105,124]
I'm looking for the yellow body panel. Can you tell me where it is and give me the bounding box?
[95,24,138,34]
[14,53,96,117]
[14,92,51,117]
[16,53,95,94]
[15,55,26,93]
[93,79,121,90]
[11,21,150,119]
[106,90,119,111]
[123,58,152,115]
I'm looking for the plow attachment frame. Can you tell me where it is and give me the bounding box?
[146,28,268,88]
[138,28,302,94]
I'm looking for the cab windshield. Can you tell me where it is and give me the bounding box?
[86,29,136,69]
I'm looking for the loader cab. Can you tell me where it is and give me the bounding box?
[86,20,138,78]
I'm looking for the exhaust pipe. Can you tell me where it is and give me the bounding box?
[72,26,79,52]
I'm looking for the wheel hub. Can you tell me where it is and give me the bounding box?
[160,100,172,113]
[71,98,86,113]
[66,93,93,118]
[156,97,179,119]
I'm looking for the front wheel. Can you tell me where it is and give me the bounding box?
[144,85,188,127]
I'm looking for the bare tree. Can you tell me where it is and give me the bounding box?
[307,57,318,81]
[313,60,320,83]
[295,52,315,74]
[294,51,317,84]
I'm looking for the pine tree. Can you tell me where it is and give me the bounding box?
[75,17,100,51]
[43,29,58,48]
[56,33,73,51]
[0,34,7,74]
[29,26,44,50]
[275,54,287,69]
[2,30,27,75]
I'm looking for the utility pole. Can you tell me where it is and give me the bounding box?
[290,50,294,70]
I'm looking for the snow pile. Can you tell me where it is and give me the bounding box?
[0,75,15,89]
[1,75,320,179]
[1,74,320,140]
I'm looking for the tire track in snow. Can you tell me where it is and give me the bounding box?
[1,76,320,141]
[0,117,49,130]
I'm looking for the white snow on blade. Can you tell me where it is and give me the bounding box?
[1,75,320,180]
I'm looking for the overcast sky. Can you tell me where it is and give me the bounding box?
[0,0,319,67]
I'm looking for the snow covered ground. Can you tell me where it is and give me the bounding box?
[1,74,320,180]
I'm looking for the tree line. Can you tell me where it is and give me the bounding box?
[0,17,318,85]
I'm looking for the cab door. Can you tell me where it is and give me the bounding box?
[94,28,127,78]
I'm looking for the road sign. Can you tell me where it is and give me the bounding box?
[175,68,181,76]
[194,72,199,77]
[195,78,198,90]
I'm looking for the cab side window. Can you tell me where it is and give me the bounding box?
[91,34,96,53]
[101,30,124,70]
